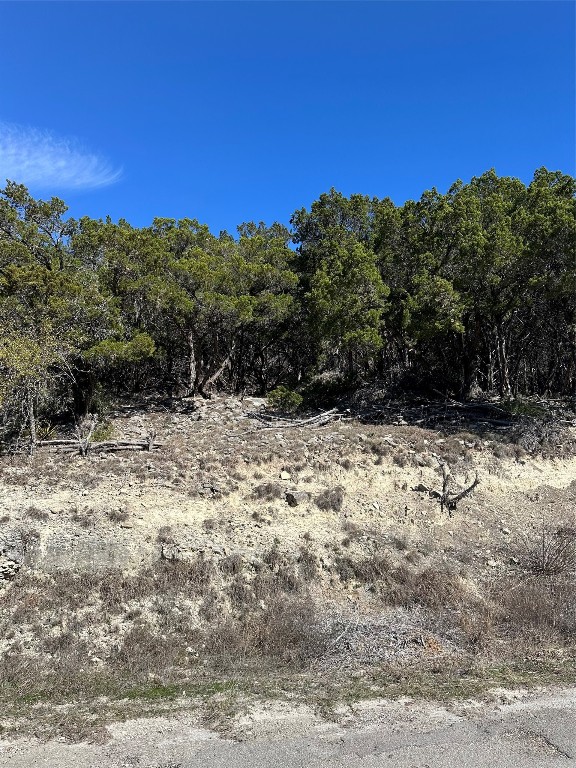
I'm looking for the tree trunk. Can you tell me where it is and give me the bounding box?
[496,326,512,397]
[188,331,197,394]
[199,342,236,395]
[460,340,478,400]
[26,386,37,455]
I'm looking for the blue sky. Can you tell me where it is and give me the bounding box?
[0,1,574,234]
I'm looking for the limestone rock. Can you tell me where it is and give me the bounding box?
[0,529,25,580]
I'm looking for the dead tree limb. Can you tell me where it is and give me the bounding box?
[247,408,343,431]
[434,461,480,517]
[74,414,98,457]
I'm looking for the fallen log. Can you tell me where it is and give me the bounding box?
[246,408,344,432]
[38,439,163,454]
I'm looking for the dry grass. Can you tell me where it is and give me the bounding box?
[334,555,466,609]
[1,398,575,744]
[315,486,345,512]
[252,482,283,501]
[496,575,576,641]
[25,506,49,521]
[522,524,576,576]
[106,508,130,523]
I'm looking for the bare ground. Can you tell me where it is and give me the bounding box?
[0,394,575,745]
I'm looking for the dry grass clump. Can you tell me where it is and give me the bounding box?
[252,482,283,501]
[494,575,576,642]
[71,507,96,528]
[392,450,412,468]
[204,595,333,667]
[109,624,191,677]
[314,486,345,512]
[334,555,466,610]
[368,441,392,459]
[335,553,392,583]
[25,506,49,521]
[106,508,129,524]
[522,524,576,576]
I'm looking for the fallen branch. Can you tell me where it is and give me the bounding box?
[434,461,480,517]
[247,408,343,431]
[38,438,162,454]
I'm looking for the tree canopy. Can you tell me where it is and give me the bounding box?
[1,168,574,446]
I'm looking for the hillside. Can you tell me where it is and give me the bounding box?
[0,395,575,741]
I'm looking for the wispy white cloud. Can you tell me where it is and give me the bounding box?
[0,121,122,191]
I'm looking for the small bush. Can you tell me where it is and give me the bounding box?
[497,575,576,639]
[266,386,303,413]
[92,422,115,442]
[25,507,49,522]
[255,596,332,664]
[314,486,345,512]
[106,508,129,524]
[524,525,576,575]
[409,566,465,609]
[220,553,244,576]
[297,547,318,582]
[252,482,283,501]
[227,575,253,606]
[156,526,175,544]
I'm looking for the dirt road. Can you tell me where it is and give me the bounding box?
[1,688,574,767]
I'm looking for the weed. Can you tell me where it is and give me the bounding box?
[315,486,345,512]
[220,554,243,576]
[496,575,576,640]
[252,482,283,501]
[106,508,129,524]
[523,524,576,576]
[25,507,49,522]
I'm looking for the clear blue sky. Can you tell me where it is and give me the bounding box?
[0,1,574,234]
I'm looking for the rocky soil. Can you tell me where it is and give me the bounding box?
[0,394,575,742]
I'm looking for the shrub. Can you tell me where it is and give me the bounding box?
[524,524,576,575]
[92,422,115,442]
[25,507,49,522]
[106,508,129,524]
[252,482,283,501]
[266,386,303,413]
[496,575,576,639]
[314,486,345,512]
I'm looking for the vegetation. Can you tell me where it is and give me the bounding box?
[1,541,575,741]
[0,168,574,447]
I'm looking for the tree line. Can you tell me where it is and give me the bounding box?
[0,167,574,445]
